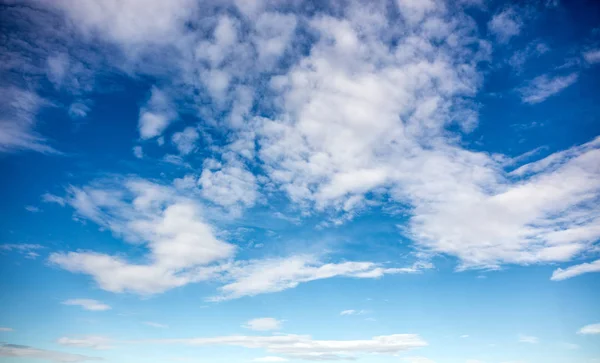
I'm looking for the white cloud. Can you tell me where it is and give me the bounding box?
[340,310,367,316]
[583,49,600,64]
[488,7,522,43]
[0,244,43,259]
[25,205,41,213]
[68,102,91,119]
[62,299,111,311]
[57,336,112,350]
[243,318,282,331]
[49,178,236,295]
[252,357,288,362]
[519,73,578,104]
[199,159,258,213]
[518,334,539,344]
[460,335,469,338]
[172,127,200,155]
[209,256,430,301]
[0,87,58,154]
[133,146,143,159]
[578,323,600,335]
[138,87,177,139]
[0,343,101,363]
[551,260,600,281]
[144,321,168,328]
[140,333,427,361]
[0,327,13,332]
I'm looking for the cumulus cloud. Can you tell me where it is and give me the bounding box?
[488,7,523,43]
[57,336,112,350]
[62,299,111,311]
[0,343,101,363]
[243,318,283,331]
[583,49,600,64]
[551,260,600,281]
[139,333,427,361]
[172,127,200,155]
[577,323,600,335]
[519,73,579,104]
[138,87,177,139]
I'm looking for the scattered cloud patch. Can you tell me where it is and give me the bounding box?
[488,7,522,43]
[0,244,43,259]
[0,327,13,332]
[519,73,578,104]
[583,49,600,64]
[62,299,111,311]
[243,318,282,331]
[340,310,368,316]
[578,323,600,335]
[252,357,288,362]
[0,343,101,363]
[133,146,143,159]
[144,322,168,328]
[551,260,600,281]
[518,334,539,344]
[57,336,112,350]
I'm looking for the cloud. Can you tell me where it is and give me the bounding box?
[144,322,168,328]
[139,333,427,361]
[488,7,522,43]
[460,335,469,338]
[518,334,539,344]
[199,159,259,213]
[138,87,177,139]
[340,310,367,316]
[172,127,200,155]
[0,327,13,332]
[209,256,430,301]
[252,357,288,362]
[519,72,578,104]
[0,87,58,154]
[551,260,600,281]
[25,205,41,213]
[583,49,600,64]
[57,336,112,350]
[243,318,283,331]
[577,323,600,335]
[0,243,44,259]
[0,343,101,363]
[62,299,111,311]
[133,146,143,159]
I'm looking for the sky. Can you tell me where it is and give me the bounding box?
[0,0,600,362]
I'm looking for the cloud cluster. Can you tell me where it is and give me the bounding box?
[139,333,427,361]
[0,343,100,363]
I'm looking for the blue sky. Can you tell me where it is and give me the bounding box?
[1,0,600,362]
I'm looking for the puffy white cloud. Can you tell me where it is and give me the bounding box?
[62,299,111,311]
[132,145,143,159]
[140,333,427,360]
[172,127,200,155]
[0,343,101,363]
[57,336,112,350]
[243,318,282,331]
[583,49,600,64]
[577,323,600,335]
[551,260,600,281]
[199,159,258,212]
[518,334,539,344]
[519,73,578,104]
[138,87,177,139]
[488,7,522,43]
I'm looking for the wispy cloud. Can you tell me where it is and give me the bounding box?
[551,260,600,281]
[57,336,112,350]
[519,73,578,104]
[577,323,600,335]
[62,299,111,311]
[488,7,523,43]
[518,334,539,344]
[144,322,168,328]
[243,318,282,331]
[0,343,101,363]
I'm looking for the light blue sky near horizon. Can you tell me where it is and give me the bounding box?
[1,0,600,363]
